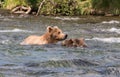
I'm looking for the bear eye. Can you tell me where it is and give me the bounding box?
[58,32,60,34]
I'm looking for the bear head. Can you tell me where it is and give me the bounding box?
[47,26,67,41]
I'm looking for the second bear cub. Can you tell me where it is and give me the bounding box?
[62,38,87,47]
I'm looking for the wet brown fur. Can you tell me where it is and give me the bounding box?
[62,38,87,47]
[20,26,67,45]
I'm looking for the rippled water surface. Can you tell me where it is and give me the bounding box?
[0,15,120,77]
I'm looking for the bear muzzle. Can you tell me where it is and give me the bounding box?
[57,34,67,41]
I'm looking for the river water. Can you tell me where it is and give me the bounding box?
[0,15,120,77]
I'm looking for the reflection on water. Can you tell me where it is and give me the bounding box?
[0,15,120,77]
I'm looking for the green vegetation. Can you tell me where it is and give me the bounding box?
[40,0,81,16]
[91,0,120,15]
[1,0,120,16]
[39,0,92,15]
[3,0,29,9]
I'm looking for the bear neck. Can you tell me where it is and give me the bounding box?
[42,32,58,44]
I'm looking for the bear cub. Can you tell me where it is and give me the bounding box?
[62,38,87,47]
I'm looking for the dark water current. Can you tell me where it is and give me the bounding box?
[0,15,120,77]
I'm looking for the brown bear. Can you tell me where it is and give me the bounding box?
[62,38,87,47]
[61,39,74,47]
[20,26,67,45]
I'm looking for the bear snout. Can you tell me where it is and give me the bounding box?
[64,34,68,40]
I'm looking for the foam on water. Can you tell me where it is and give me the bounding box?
[102,20,120,24]
[0,40,11,44]
[107,27,120,34]
[94,27,120,34]
[0,28,34,33]
[91,37,120,43]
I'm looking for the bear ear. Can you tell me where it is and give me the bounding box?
[54,26,58,29]
[47,26,53,32]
